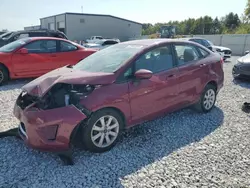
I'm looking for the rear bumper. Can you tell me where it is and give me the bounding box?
[13,103,87,152]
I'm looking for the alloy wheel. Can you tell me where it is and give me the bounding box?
[203,89,216,110]
[91,115,120,148]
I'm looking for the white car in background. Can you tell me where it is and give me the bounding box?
[207,40,232,60]
[83,39,119,50]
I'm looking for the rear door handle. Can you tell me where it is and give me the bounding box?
[51,55,57,57]
[200,63,206,67]
[166,74,175,79]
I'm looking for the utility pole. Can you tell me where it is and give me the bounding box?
[81,6,83,13]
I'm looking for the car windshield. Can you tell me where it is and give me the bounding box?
[0,38,31,52]
[73,43,144,73]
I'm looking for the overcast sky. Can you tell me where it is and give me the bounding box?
[0,0,247,31]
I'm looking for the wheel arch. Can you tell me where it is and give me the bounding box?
[0,62,10,75]
[69,106,127,147]
[206,80,218,91]
[94,106,127,127]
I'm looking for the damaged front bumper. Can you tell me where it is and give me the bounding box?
[13,93,88,152]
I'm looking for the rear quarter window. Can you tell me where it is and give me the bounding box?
[198,47,210,58]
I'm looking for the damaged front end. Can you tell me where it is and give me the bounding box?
[18,83,95,115]
[13,83,99,152]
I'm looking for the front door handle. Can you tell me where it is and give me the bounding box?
[200,63,206,67]
[51,55,57,57]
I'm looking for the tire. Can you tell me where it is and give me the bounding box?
[0,65,9,85]
[193,84,217,113]
[81,109,124,153]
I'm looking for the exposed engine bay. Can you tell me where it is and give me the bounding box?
[16,83,94,116]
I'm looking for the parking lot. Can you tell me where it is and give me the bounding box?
[0,56,249,187]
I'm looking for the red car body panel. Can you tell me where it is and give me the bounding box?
[0,37,97,79]
[13,39,224,152]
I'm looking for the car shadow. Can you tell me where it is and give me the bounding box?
[0,79,32,91]
[72,106,224,187]
[233,77,250,89]
[0,107,224,187]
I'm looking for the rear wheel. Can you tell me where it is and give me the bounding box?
[0,65,9,85]
[193,84,217,113]
[81,109,124,153]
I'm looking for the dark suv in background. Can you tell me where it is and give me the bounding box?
[0,29,68,47]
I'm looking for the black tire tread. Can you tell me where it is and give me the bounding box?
[0,64,9,85]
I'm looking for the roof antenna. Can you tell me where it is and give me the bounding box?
[81,6,83,13]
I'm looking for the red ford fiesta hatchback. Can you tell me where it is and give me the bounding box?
[14,39,224,153]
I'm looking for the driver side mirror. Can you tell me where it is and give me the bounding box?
[134,69,153,79]
[18,48,28,54]
[244,50,249,55]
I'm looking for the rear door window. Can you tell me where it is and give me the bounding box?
[59,41,78,52]
[198,47,210,58]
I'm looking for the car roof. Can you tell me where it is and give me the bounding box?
[26,37,69,41]
[180,37,206,41]
[15,29,62,34]
[121,38,199,47]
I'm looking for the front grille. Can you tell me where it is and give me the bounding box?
[223,50,231,54]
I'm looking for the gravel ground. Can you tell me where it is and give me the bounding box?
[0,57,250,188]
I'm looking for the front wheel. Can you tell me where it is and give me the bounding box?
[0,65,9,85]
[81,109,124,153]
[193,84,217,113]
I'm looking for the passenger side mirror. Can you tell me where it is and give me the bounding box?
[18,48,28,54]
[244,50,249,55]
[134,69,153,79]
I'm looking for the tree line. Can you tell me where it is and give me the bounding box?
[142,0,250,35]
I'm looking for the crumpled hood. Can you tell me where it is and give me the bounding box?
[22,66,116,97]
[212,45,231,51]
[238,54,250,64]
